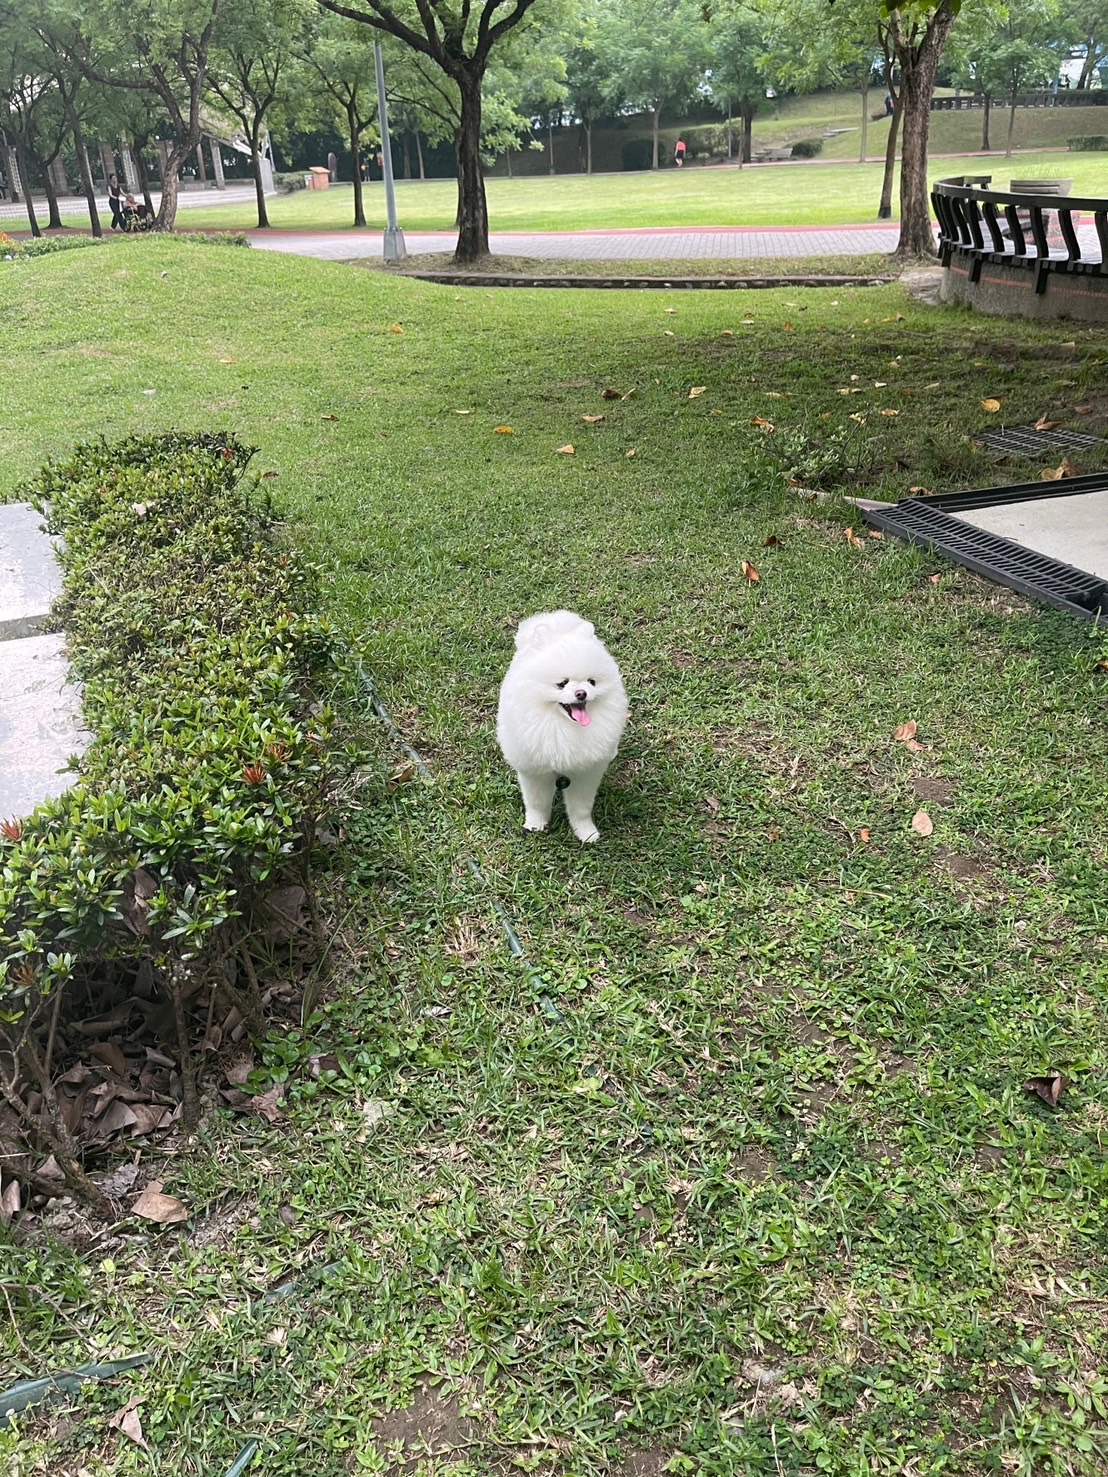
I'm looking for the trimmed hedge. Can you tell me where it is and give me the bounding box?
[790,137,824,158]
[1068,135,1108,150]
[0,434,337,1031]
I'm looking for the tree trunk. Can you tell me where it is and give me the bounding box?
[1006,90,1017,156]
[156,140,193,229]
[41,162,62,229]
[892,0,957,258]
[1078,44,1098,90]
[878,100,902,218]
[401,131,412,179]
[416,130,425,180]
[348,104,366,227]
[586,120,592,175]
[982,94,991,151]
[505,147,512,178]
[453,69,489,263]
[859,80,869,163]
[651,102,661,169]
[71,113,102,237]
[16,144,40,236]
[251,134,269,228]
[548,117,555,174]
[740,101,754,163]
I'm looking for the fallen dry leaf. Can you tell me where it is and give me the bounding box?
[848,412,866,424]
[388,323,404,334]
[1042,456,1079,481]
[582,414,605,424]
[909,485,933,496]
[763,534,780,547]
[320,413,339,422]
[893,720,918,742]
[626,448,637,458]
[664,307,677,314]
[1075,403,1093,415]
[720,329,734,337]
[981,398,1002,413]
[844,526,863,547]
[0,1178,20,1224]
[493,426,513,434]
[929,573,943,584]
[1022,1073,1070,1107]
[453,409,473,415]
[253,1082,286,1124]
[218,357,234,365]
[911,810,934,838]
[705,795,721,813]
[110,1399,149,1452]
[869,529,884,540]
[741,560,760,582]
[904,738,924,752]
[858,827,871,843]
[386,761,416,792]
[688,386,707,399]
[555,444,575,454]
[663,330,675,337]
[751,416,774,432]
[1034,414,1060,431]
[879,408,899,417]
[132,1180,188,1225]
[601,388,621,400]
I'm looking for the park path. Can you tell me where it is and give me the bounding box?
[248,223,905,262]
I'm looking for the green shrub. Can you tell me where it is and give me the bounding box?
[173,231,252,247]
[790,137,824,158]
[0,235,106,260]
[1,434,339,1039]
[680,124,728,159]
[274,171,308,193]
[1068,135,1108,151]
[620,138,654,171]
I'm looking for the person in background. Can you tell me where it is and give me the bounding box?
[674,137,687,167]
[107,172,124,230]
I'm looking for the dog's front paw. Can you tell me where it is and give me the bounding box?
[574,826,600,844]
[523,822,549,836]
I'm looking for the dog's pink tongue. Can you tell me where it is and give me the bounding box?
[571,707,591,726]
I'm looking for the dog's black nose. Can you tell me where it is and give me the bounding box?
[575,688,588,702]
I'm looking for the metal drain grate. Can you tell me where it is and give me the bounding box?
[972,424,1106,457]
[862,499,1108,620]
[922,468,1108,513]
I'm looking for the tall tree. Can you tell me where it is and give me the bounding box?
[970,2,1063,156]
[289,13,378,227]
[313,0,543,262]
[597,0,710,169]
[54,0,222,230]
[208,0,298,227]
[706,2,770,164]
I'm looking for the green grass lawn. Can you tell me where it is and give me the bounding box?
[3,240,1108,1476]
[27,149,1107,237]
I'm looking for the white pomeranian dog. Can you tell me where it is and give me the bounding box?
[496,610,628,844]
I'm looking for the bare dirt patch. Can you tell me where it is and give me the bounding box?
[912,776,956,805]
[368,1384,476,1471]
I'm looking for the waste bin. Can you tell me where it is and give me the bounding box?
[307,167,330,190]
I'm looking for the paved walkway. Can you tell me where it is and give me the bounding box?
[249,223,906,262]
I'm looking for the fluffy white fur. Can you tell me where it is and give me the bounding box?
[496,610,628,844]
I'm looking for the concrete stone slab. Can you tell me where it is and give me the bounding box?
[0,634,88,819]
[0,502,62,639]
[951,488,1108,580]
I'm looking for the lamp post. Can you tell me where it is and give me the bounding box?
[374,42,407,262]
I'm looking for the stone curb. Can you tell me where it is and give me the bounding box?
[397,272,897,290]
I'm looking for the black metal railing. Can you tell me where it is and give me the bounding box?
[932,175,1108,293]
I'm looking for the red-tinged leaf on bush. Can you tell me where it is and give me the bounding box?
[911,810,934,837]
[601,387,621,400]
[242,762,267,785]
[763,534,780,547]
[110,1399,150,1452]
[858,827,871,843]
[981,398,1001,413]
[688,386,706,399]
[132,1180,188,1225]
[1022,1073,1070,1107]
[1,817,23,841]
[555,444,576,455]
[893,720,918,742]
[582,414,605,424]
[1034,414,1060,431]
[741,560,760,583]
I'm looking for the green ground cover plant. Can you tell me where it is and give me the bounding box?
[1,242,1107,1475]
[0,433,339,1181]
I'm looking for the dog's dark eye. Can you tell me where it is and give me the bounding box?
[556,679,568,690]
[588,679,596,686]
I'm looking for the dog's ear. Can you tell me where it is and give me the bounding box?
[515,616,550,650]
